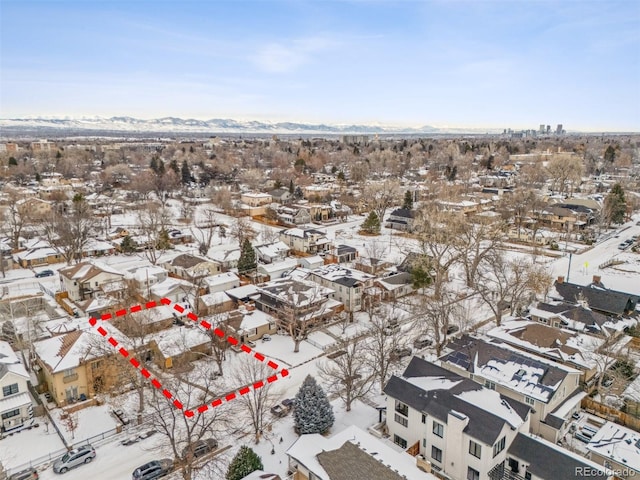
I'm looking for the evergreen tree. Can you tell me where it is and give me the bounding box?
[289,179,294,194]
[603,183,627,225]
[150,157,159,174]
[604,145,616,163]
[156,229,171,250]
[360,211,381,235]
[294,186,303,199]
[181,160,191,185]
[294,375,334,435]
[225,446,264,480]
[169,159,179,175]
[120,235,137,253]
[237,238,256,275]
[8,157,17,166]
[403,190,413,210]
[337,171,345,182]
[35,172,41,182]
[157,159,166,176]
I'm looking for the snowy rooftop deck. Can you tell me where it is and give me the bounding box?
[587,421,640,472]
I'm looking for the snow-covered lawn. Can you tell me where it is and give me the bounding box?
[0,423,66,470]
[50,403,120,444]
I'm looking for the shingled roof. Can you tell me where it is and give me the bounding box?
[383,357,529,445]
[317,441,405,480]
[553,281,638,316]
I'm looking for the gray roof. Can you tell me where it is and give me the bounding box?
[389,208,415,219]
[553,281,638,316]
[383,358,529,445]
[508,433,608,480]
[316,441,405,480]
[442,335,570,402]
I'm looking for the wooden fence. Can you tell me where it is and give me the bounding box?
[581,397,640,431]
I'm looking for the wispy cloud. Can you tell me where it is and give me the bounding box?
[251,36,338,73]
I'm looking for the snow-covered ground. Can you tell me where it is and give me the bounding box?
[0,423,66,470]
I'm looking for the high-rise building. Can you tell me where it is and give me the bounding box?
[539,124,545,134]
[556,124,563,135]
[546,125,551,134]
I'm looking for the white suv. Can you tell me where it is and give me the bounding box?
[53,446,96,474]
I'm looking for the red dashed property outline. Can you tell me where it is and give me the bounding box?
[87,297,289,418]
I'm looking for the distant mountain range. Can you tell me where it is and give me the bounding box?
[0,116,499,136]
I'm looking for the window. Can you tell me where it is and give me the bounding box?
[1,408,19,420]
[469,440,482,459]
[395,400,408,416]
[493,436,506,457]
[394,434,407,449]
[421,414,427,424]
[432,421,444,438]
[423,438,427,448]
[467,467,480,480]
[394,413,408,427]
[525,396,535,406]
[2,383,18,397]
[431,446,442,463]
[484,380,496,390]
[63,369,75,378]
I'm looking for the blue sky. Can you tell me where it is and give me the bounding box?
[1,0,639,130]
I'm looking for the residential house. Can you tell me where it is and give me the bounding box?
[551,276,639,318]
[34,326,134,406]
[374,272,415,301]
[197,291,235,316]
[58,261,124,302]
[209,248,241,271]
[287,425,436,480]
[308,264,375,312]
[298,255,324,270]
[440,335,584,443]
[354,256,393,275]
[224,307,277,343]
[255,278,339,330]
[386,208,416,232]
[300,203,333,222]
[204,272,240,294]
[240,192,272,216]
[279,228,330,255]
[149,326,211,370]
[15,242,62,268]
[0,341,34,433]
[149,277,196,306]
[119,304,176,335]
[162,254,221,282]
[586,422,639,480]
[275,205,311,226]
[16,197,52,220]
[255,241,290,264]
[127,265,169,298]
[81,239,116,258]
[491,432,609,480]
[325,244,358,264]
[269,188,291,204]
[257,258,299,281]
[384,358,531,480]
[487,320,602,385]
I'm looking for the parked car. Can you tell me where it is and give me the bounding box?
[53,446,96,474]
[261,334,272,342]
[445,325,459,335]
[270,398,294,417]
[413,336,433,349]
[111,408,130,425]
[9,468,38,480]
[35,269,54,278]
[390,347,412,361]
[121,429,157,446]
[245,340,256,348]
[132,459,173,480]
[181,438,218,459]
[571,412,581,420]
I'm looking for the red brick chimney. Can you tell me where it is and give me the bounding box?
[593,275,601,284]
[557,276,564,284]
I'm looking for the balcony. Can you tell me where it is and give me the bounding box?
[62,373,79,384]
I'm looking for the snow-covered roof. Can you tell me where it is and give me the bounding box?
[310,264,375,286]
[199,291,232,307]
[286,425,435,480]
[150,277,194,298]
[204,272,240,288]
[34,325,130,373]
[587,421,640,472]
[152,326,210,359]
[255,241,290,258]
[258,258,298,275]
[238,309,274,331]
[59,260,123,282]
[454,388,526,429]
[0,341,29,380]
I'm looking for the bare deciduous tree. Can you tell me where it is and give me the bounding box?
[364,303,406,391]
[232,359,277,443]
[319,338,374,411]
[230,216,257,248]
[44,196,96,265]
[137,202,171,265]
